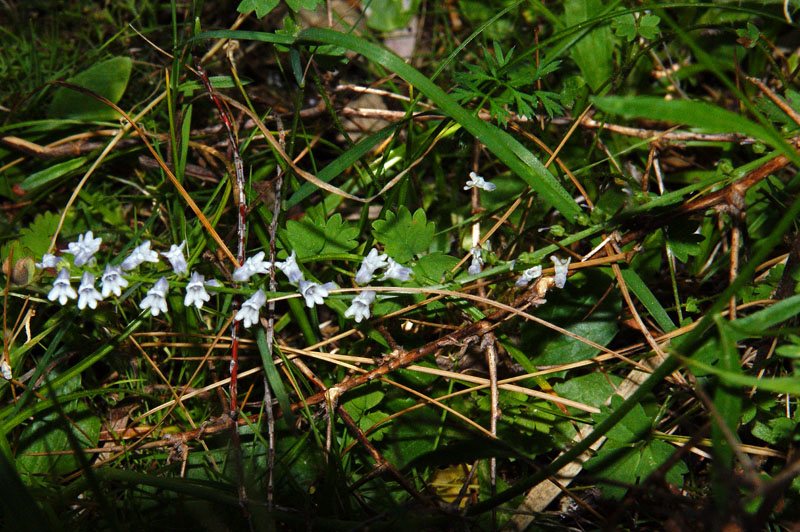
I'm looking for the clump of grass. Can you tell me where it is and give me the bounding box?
[2,2,800,530]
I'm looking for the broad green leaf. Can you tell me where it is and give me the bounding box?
[586,395,687,499]
[237,0,280,18]
[611,13,637,42]
[554,372,623,409]
[411,251,459,284]
[286,211,358,259]
[285,0,321,11]
[256,328,296,431]
[638,14,661,40]
[372,206,435,263]
[564,0,614,91]
[20,157,87,191]
[365,0,420,32]
[48,57,132,120]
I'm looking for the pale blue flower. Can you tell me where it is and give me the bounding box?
[232,251,271,282]
[121,240,160,271]
[344,290,376,323]
[355,248,388,285]
[62,230,102,267]
[184,271,211,309]
[48,268,77,305]
[35,253,62,269]
[101,265,129,298]
[140,277,169,316]
[551,255,571,289]
[379,258,412,282]
[468,246,483,275]
[298,280,336,308]
[161,240,188,276]
[515,265,542,287]
[77,272,103,310]
[464,171,496,192]
[1,360,10,381]
[235,289,266,328]
[276,250,304,284]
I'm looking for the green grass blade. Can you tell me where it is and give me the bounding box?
[256,327,296,430]
[619,267,677,333]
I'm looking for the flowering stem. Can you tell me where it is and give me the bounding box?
[196,58,249,519]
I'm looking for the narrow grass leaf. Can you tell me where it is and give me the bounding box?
[256,327,296,429]
[20,157,87,191]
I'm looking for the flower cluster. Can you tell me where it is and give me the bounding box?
[35,169,570,343]
[35,230,418,334]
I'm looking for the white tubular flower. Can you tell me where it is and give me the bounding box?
[232,251,271,282]
[468,246,483,275]
[121,240,160,271]
[464,171,496,192]
[161,240,188,276]
[184,271,211,309]
[139,277,169,316]
[515,265,543,287]
[298,280,337,308]
[204,279,221,290]
[379,258,413,282]
[355,248,389,285]
[62,230,102,267]
[551,255,571,289]
[1,360,11,381]
[276,250,304,285]
[344,290,376,323]
[235,289,267,328]
[101,265,128,298]
[77,272,103,310]
[47,268,77,305]
[35,253,61,269]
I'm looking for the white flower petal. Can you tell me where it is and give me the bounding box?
[235,289,267,328]
[379,258,413,282]
[101,264,129,298]
[344,290,376,323]
[464,171,496,192]
[550,255,571,289]
[184,271,211,309]
[161,240,188,276]
[47,268,77,306]
[121,240,160,271]
[77,272,103,310]
[276,250,304,284]
[515,265,543,287]
[140,277,169,316]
